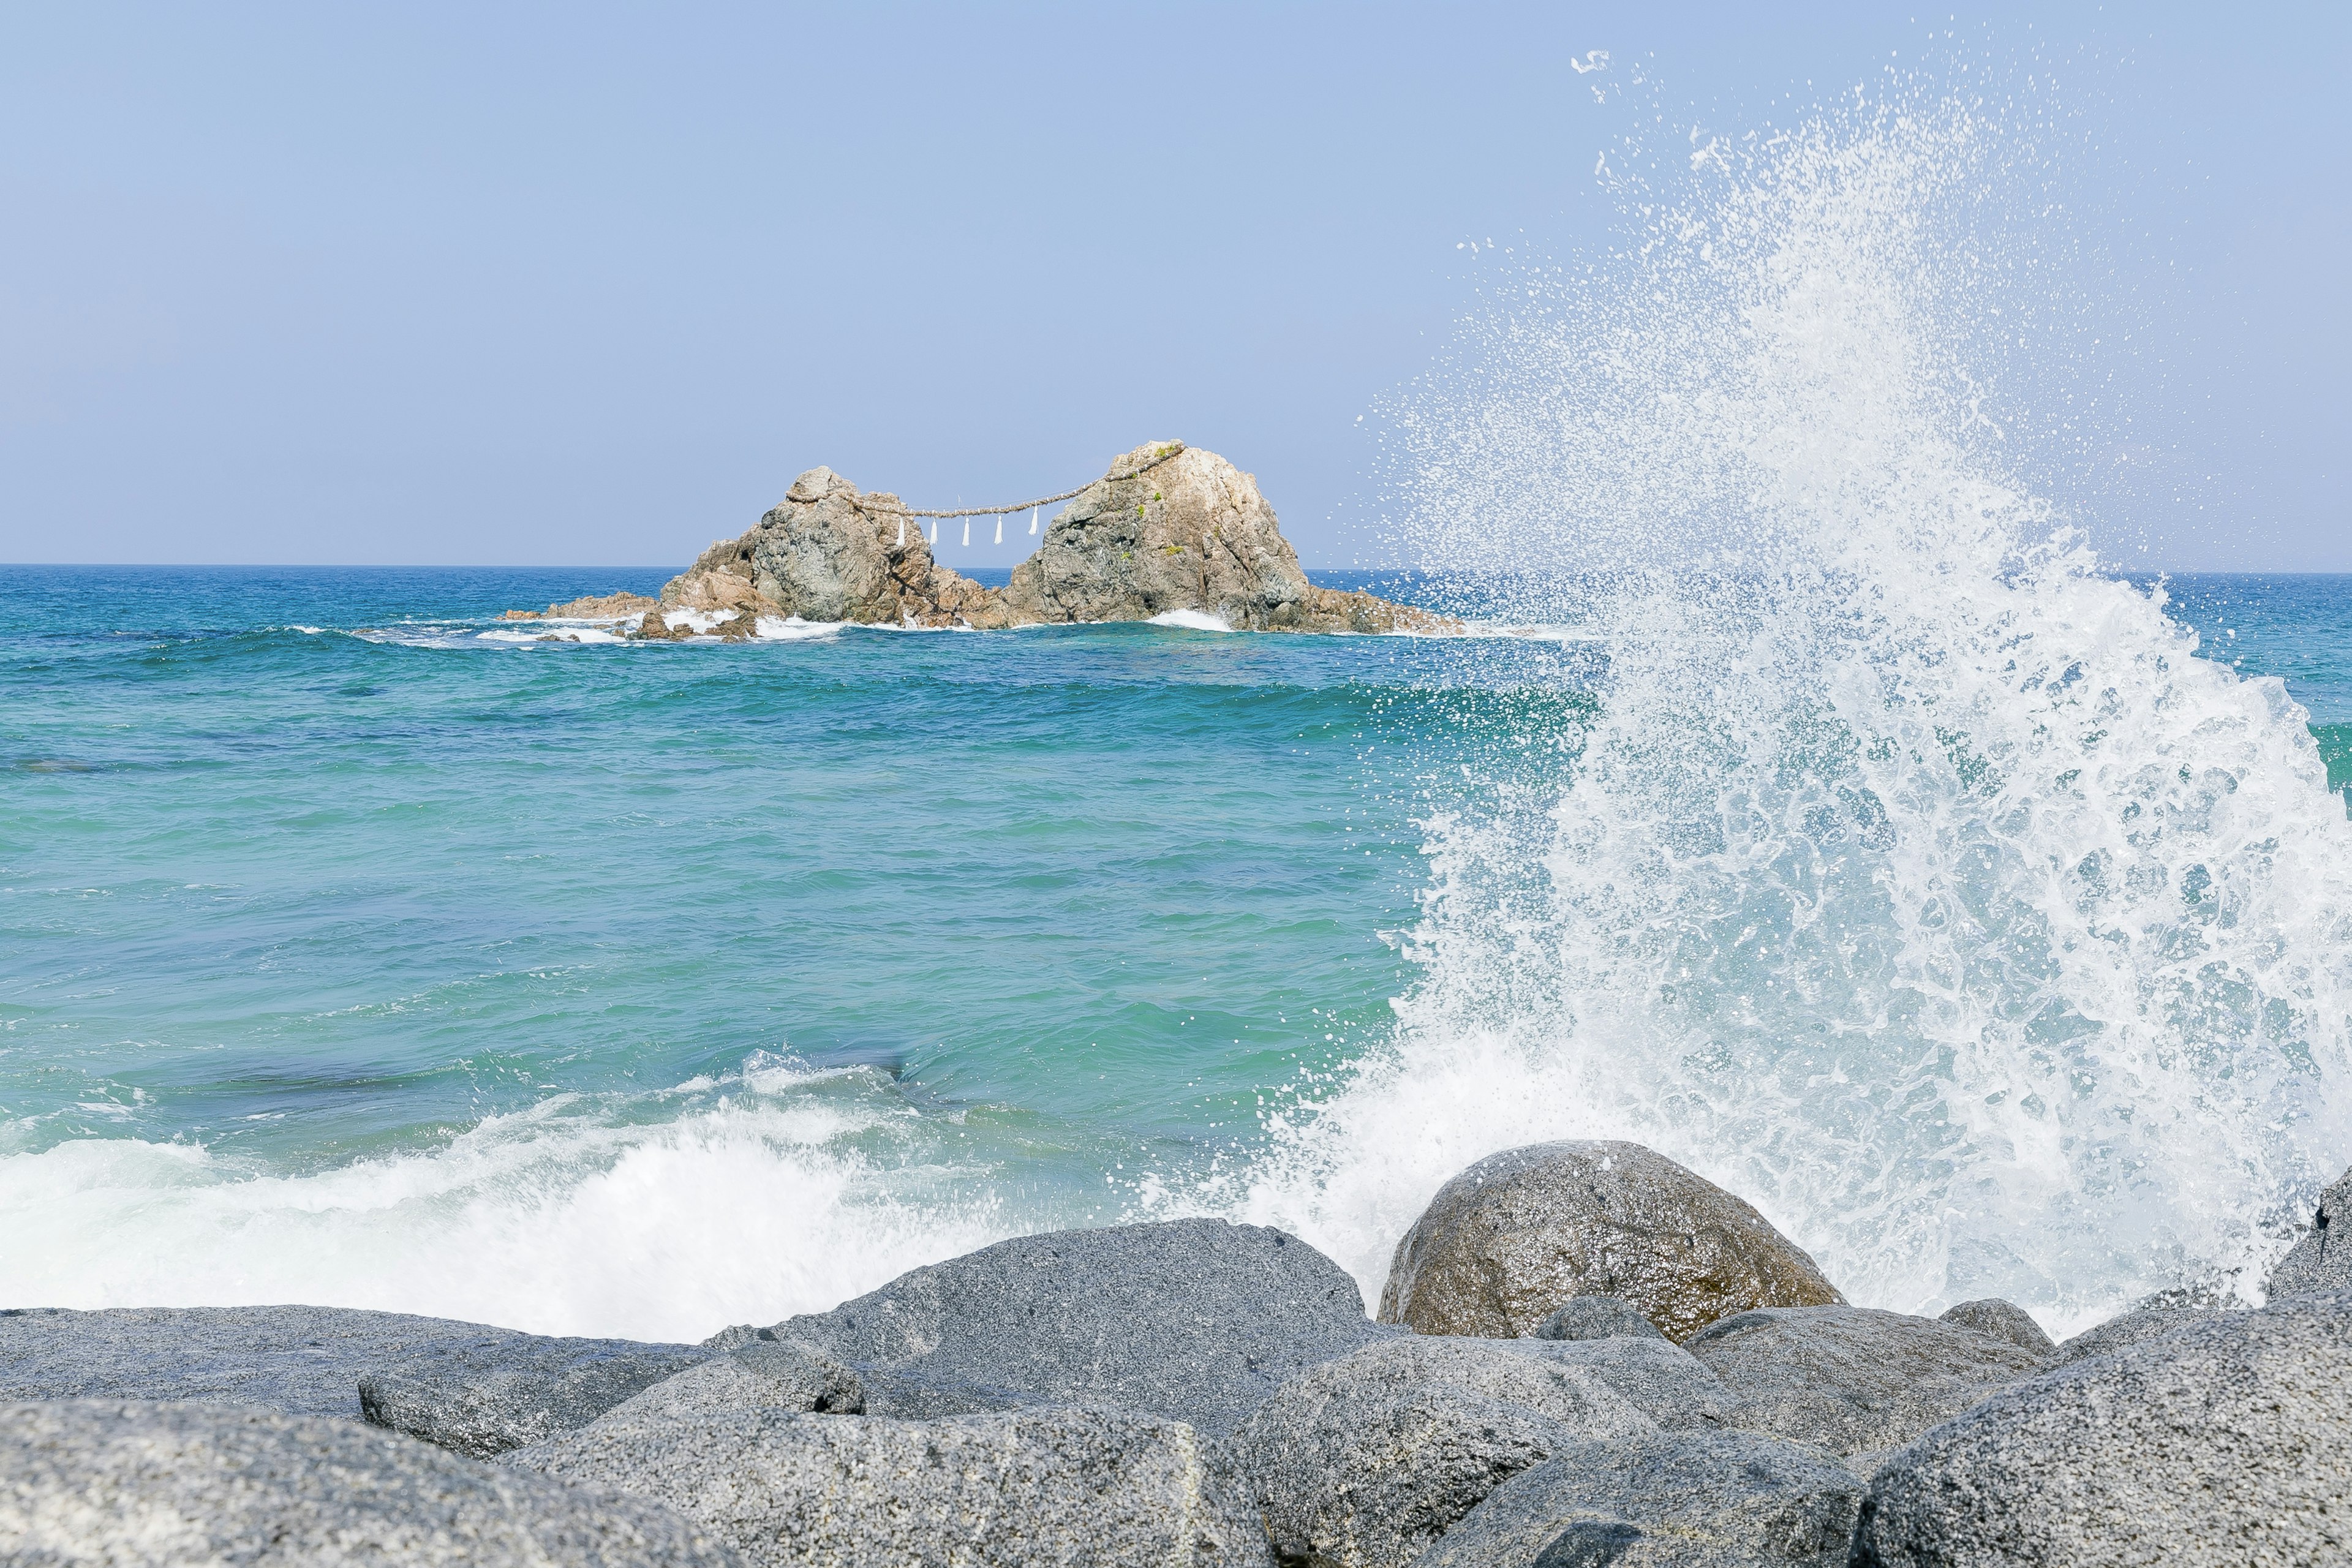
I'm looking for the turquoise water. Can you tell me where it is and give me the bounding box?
[2,564,2347,1339]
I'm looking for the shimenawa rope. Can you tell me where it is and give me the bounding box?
[861,443,1186,519]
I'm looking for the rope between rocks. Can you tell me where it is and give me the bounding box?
[863,443,1188,518]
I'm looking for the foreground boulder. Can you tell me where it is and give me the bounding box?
[1850,1291,2352,1565]
[1415,1430,1865,1568]
[1379,1141,1843,1342]
[358,1333,710,1458]
[0,1400,739,1567]
[2049,1303,2250,1368]
[1684,1306,2045,1468]
[510,1405,1270,1568]
[0,1305,554,1420]
[2269,1161,2352,1298]
[706,1218,1390,1436]
[1228,1337,1673,1568]
[625,445,1447,635]
[998,443,1450,633]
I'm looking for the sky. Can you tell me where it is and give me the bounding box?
[1,3,2344,571]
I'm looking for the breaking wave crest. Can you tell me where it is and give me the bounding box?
[1220,88,2352,1333]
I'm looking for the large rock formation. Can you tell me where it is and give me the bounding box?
[0,1400,740,1568]
[1378,1141,1844,1343]
[630,445,1449,635]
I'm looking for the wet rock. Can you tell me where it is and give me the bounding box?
[1531,1295,1671,1343]
[504,592,663,621]
[1684,1306,2043,1468]
[660,467,1005,628]
[1229,1336,1661,1568]
[1414,1430,1865,1568]
[1378,1141,1843,1343]
[706,1217,1390,1436]
[1937,1298,2056,1360]
[592,1340,863,1425]
[0,1305,542,1420]
[509,1404,1271,1568]
[0,1400,740,1567]
[1850,1292,2352,1566]
[2049,1303,2251,1368]
[358,1335,710,1459]
[2268,1161,2352,1298]
[998,443,1453,633]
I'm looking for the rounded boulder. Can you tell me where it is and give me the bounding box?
[1378,1141,1842,1342]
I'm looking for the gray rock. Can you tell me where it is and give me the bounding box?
[1521,1338,1742,1431]
[997,444,1452,633]
[1532,1295,1670,1343]
[0,1399,741,1567]
[710,1217,1392,1436]
[359,1335,710,1458]
[1684,1306,2043,1466]
[2267,1162,2352,1298]
[1937,1298,2056,1360]
[0,1304,543,1419]
[2049,1303,2250,1368]
[509,1404,1272,1568]
[590,1340,864,1427]
[1414,1430,1865,1568]
[1231,1335,1665,1568]
[1851,1296,2352,1565]
[1379,1142,1844,1343]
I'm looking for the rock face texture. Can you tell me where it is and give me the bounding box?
[1937,1298,2057,1360]
[1851,1293,2352,1566]
[998,443,1449,633]
[0,1305,549,1420]
[1683,1306,2045,1468]
[1378,1141,1844,1343]
[2050,1304,2250,1368]
[1415,1430,1866,1568]
[359,1335,711,1458]
[1532,1295,1672,1343]
[1226,1337,1664,1568]
[705,1218,1390,1436]
[2269,1161,2352,1298]
[508,1405,1271,1568]
[630,445,1446,635]
[0,1400,741,1568]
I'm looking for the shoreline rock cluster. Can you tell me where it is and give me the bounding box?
[6,1139,2346,1565]
[506,443,1453,638]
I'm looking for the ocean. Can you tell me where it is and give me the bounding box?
[2,565,2345,1342]
[8,92,2352,1345]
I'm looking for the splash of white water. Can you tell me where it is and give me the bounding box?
[1224,90,2352,1334]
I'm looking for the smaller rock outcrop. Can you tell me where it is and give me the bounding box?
[1414,1431,1865,1568]
[358,1335,710,1458]
[1531,1295,1672,1343]
[1850,1292,2352,1566]
[507,1405,1272,1568]
[1682,1306,2046,1469]
[1378,1141,1844,1343]
[503,592,662,621]
[0,1400,739,1568]
[1937,1298,2056,1360]
[2268,1161,2352,1298]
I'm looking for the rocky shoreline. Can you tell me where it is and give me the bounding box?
[4,1140,2345,1565]
[505,443,1454,638]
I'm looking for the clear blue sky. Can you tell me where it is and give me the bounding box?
[2,4,2343,570]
